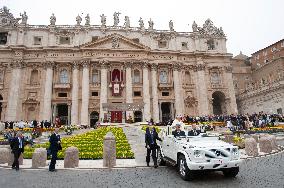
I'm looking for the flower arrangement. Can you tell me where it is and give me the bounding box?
[141,125,161,133]
[23,127,134,159]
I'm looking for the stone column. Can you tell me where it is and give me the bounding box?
[99,61,108,121]
[194,58,209,115]
[125,62,133,120]
[173,63,184,117]
[6,60,23,121]
[42,61,54,122]
[80,60,90,126]
[224,65,238,114]
[151,64,159,123]
[71,62,79,125]
[142,62,151,121]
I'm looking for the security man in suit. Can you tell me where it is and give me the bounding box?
[49,128,61,172]
[145,127,162,168]
[10,132,25,171]
[172,124,186,137]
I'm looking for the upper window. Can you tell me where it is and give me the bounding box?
[59,69,69,83]
[159,70,168,83]
[30,70,39,85]
[158,40,167,48]
[34,36,42,45]
[211,72,221,84]
[181,42,188,50]
[92,36,99,42]
[133,70,140,83]
[207,39,215,50]
[92,69,99,83]
[0,32,8,45]
[59,36,70,45]
[184,71,191,84]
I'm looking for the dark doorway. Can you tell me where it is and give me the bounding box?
[134,111,142,122]
[90,111,99,127]
[212,91,226,115]
[161,102,171,123]
[57,104,68,125]
[0,95,2,120]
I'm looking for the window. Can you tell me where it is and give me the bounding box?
[0,32,8,45]
[184,71,191,84]
[59,36,70,45]
[158,40,167,48]
[92,69,99,83]
[59,69,69,83]
[207,39,215,50]
[91,91,99,96]
[0,70,4,83]
[92,36,99,42]
[162,92,169,96]
[181,42,188,50]
[134,91,141,96]
[159,70,168,83]
[211,72,221,84]
[133,70,140,83]
[58,93,67,97]
[132,38,139,43]
[33,36,42,45]
[281,41,284,47]
[30,70,39,85]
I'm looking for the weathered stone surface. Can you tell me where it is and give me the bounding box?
[32,148,47,168]
[224,135,234,143]
[259,137,273,153]
[252,134,259,142]
[103,132,116,168]
[64,146,79,168]
[0,148,10,164]
[267,135,278,150]
[244,138,258,157]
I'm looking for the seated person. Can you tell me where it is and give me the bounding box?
[172,124,186,137]
[188,124,200,136]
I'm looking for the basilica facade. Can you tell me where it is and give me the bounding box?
[0,7,238,125]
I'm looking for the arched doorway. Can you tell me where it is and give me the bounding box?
[212,91,226,115]
[0,95,3,120]
[90,111,99,127]
[134,111,142,122]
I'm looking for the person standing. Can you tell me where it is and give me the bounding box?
[49,128,61,172]
[10,132,25,171]
[145,127,162,168]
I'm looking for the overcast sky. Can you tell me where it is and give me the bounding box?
[1,0,284,56]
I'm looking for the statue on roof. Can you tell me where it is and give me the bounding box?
[50,13,56,25]
[148,18,154,30]
[192,21,197,32]
[139,17,144,30]
[124,16,130,29]
[100,14,106,26]
[20,11,28,25]
[169,20,174,31]
[113,12,121,27]
[76,14,82,25]
[0,6,20,27]
[85,14,90,26]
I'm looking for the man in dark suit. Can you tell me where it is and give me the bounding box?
[172,124,186,137]
[49,128,60,172]
[10,132,25,171]
[145,127,162,168]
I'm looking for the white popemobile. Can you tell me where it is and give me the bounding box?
[157,125,242,181]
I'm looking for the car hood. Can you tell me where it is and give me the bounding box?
[177,137,233,148]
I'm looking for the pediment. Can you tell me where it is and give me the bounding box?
[80,33,150,51]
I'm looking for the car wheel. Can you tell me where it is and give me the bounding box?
[157,148,166,166]
[223,167,239,178]
[178,155,194,181]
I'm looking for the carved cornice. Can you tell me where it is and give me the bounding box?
[10,59,25,68]
[193,64,206,72]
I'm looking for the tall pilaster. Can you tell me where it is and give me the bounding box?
[99,60,108,121]
[6,60,23,121]
[80,60,90,126]
[173,63,184,117]
[194,58,209,115]
[125,62,133,119]
[151,64,159,122]
[42,61,54,121]
[224,65,238,114]
[142,62,151,121]
[71,62,79,125]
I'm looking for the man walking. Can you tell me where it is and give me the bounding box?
[49,128,61,172]
[10,132,25,171]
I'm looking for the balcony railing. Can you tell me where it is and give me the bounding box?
[54,83,71,89]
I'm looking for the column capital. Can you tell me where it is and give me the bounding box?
[43,61,55,69]
[10,59,25,68]
[142,61,149,69]
[124,61,133,69]
[99,60,109,69]
[193,64,206,72]
[173,63,182,71]
[81,59,90,68]
[72,61,80,69]
[150,63,158,71]
[224,65,233,73]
